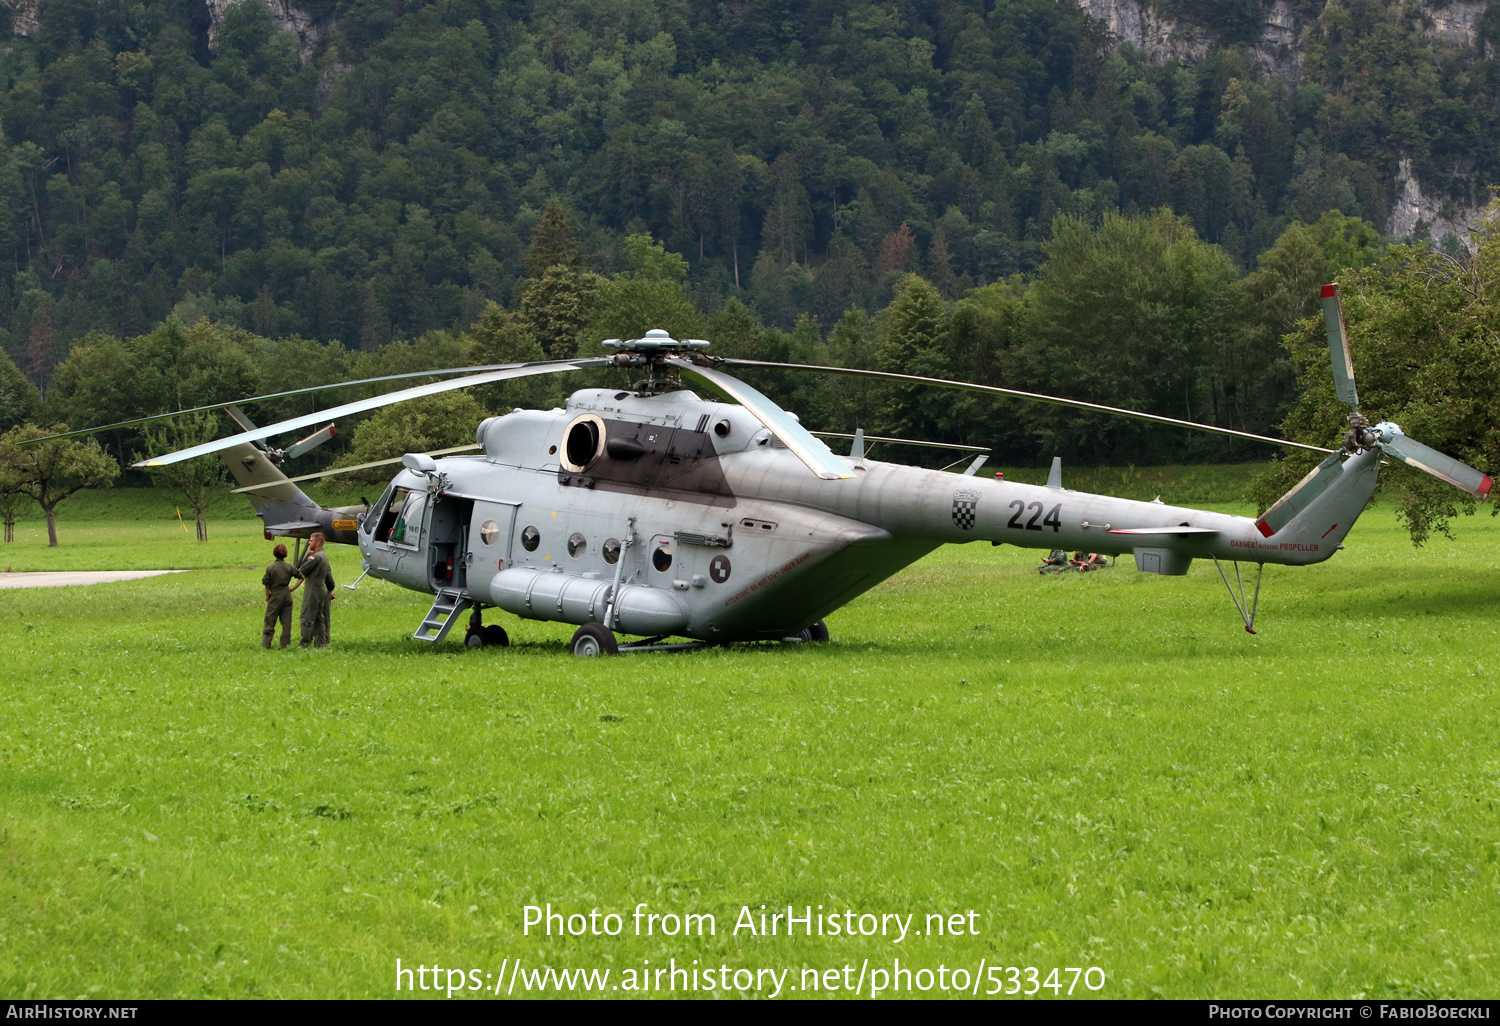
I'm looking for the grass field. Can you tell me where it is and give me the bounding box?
[1,485,1498,999]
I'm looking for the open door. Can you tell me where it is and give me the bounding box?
[426,494,474,591]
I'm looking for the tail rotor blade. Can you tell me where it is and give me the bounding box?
[1255,452,1346,537]
[1378,432,1494,497]
[224,404,258,432]
[1321,283,1360,411]
[284,424,337,460]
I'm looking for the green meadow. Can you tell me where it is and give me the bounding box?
[1,480,1498,999]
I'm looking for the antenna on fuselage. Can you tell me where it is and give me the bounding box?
[1046,456,1063,489]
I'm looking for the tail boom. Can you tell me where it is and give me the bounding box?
[220,442,368,546]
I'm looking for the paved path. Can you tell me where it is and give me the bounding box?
[0,570,188,589]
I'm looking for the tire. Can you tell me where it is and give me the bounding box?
[569,622,619,657]
[806,620,830,643]
[483,624,510,647]
[464,630,486,648]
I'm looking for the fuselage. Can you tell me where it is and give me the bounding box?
[352,388,1377,641]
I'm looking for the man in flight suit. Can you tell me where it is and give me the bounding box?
[261,543,294,648]
[289,532,333,648]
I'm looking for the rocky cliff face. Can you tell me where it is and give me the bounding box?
[2,0,38,37]
[203,0,323,61]
[5,0,323,62]
[1076,0,1490,244]
[1079,0,1490,63]
[1389,157,1486,246]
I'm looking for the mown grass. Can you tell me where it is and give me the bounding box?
[1,501,1497,1000]
[1,485,367,572]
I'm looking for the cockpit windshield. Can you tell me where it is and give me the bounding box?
[373,487,417,543]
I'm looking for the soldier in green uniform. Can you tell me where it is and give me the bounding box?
[319,567,336,645]
[289,532,333,648]
[261,543,294,648]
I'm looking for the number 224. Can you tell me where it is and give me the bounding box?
[1007,500,1062,532]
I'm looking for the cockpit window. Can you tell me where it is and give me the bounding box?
[375,487,418,543]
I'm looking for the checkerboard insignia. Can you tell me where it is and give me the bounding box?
[952,488,980,530]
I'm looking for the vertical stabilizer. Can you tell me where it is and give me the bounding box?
[220,443,329,534]
[1254,447,1380,554]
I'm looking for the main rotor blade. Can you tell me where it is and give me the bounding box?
[1379,433,1493,497]
[1321,283,1360,411]
[230,444,483,492]
[665,358,855,480]
[718,359,1337,455]
[137,358,611,467]
[23,362,560,446]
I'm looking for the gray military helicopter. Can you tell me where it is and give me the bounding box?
[124,284,1488,654]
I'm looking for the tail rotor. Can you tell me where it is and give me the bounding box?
[1318,283,1493,499]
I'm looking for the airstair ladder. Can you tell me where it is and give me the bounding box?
[414,589,472,642]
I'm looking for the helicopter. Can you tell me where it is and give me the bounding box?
[108,283,1487,655]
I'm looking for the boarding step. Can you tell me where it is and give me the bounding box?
[413,589,472,643]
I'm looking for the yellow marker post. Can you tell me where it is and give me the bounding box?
[175,506,191,535]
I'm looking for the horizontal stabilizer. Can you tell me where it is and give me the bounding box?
[1108,526,1218,536]
[264,520,322,533]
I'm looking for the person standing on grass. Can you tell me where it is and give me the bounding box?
[261,543,295,649]
[289,532,333,648]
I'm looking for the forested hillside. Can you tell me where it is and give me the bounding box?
[2,0,1496,357]
[0,0,1497,485]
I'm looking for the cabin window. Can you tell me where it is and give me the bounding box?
[567,532,587,557]
[480,520,500,545]
[602,538,621,564]
[652,541,672,572]
[521,526,540,552]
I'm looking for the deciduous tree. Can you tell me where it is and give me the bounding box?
[136,411,228,542]
[0,425,119,547]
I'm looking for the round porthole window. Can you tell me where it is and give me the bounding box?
[568,532,587,557]
[603,538,621,564]
[480,520,500,545]
[521,526,540,551]
[652,542,672,572]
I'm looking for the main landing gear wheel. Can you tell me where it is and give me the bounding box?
[569,622,619,657]
[787,620,831,643]
[465,624,510,648]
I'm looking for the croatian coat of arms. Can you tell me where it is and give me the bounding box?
[951,488,980,530]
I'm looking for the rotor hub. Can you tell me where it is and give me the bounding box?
[601,331,712,395]
[1343,413,1379,453]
